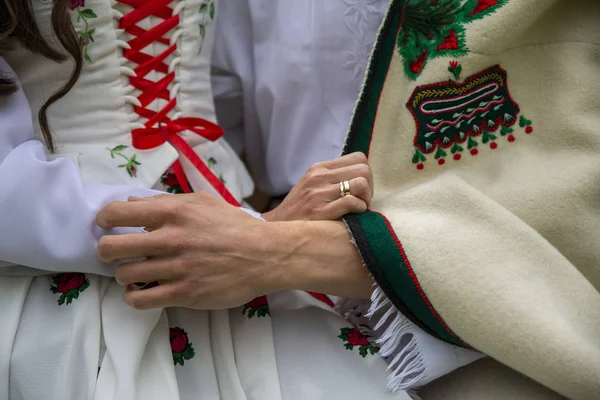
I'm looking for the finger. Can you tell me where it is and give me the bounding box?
[322,195,368,219]
[123,282,187,310]
[321,177,372,205]
[128,196,149,202]
[329,164,374,195]
[97,200,179,229]
[128,194,192,203]
[313,152,368,170]
[328,176,373,205]
[97,231,173,262]
[115,257,185,286]
[345,177,373,206]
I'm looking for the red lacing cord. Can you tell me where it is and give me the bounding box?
[117,0,240,207]
[117,0,334,309]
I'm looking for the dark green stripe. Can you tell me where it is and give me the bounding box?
[347,212,466,347]
[342,0,405,156]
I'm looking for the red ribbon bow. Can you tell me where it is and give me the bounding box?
[132,118,240,207]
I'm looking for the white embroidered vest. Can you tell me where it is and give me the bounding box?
[3,0,253,201]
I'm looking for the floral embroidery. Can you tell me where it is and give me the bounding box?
[398,0,508,80]
[50,273,90,306]
[107,145,141,177]
[407,64,533,169]
[242,296,270,318]
[170,327,196,366]
[198,1,216,54]
[339,327,378,357]
[70,1,98,62]
[161,171,185,194]
[205,156,226,184]
[448,60,462,81]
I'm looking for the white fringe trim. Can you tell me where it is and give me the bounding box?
[336,285,429,399]
[338,223,428,397]
[369,286,429,395]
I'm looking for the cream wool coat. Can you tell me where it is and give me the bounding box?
[341,0,600,399]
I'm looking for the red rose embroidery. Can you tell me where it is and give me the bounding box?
[50,273,90,306]
[170,327,195,366]
[242,296,270,318]
[339,327,378,357]
[160,171,185,194]
[57,273,85,293]
[70,0,84,10]
[165,173,179,187]
[347,328,370,346]
[170,328,189,353]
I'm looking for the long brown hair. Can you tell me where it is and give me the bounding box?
[0,0,83,151]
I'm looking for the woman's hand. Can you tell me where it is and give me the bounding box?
[263,152,374,222]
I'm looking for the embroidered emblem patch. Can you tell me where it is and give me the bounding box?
[50,273,90,305]
[407,64,533,169]
[398,0,508,80]
[242,296,271,318]
[338,327,378,357]
[170,327,196,366]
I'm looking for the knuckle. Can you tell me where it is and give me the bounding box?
[306,170,327,185]
[308,161,325,172]
[163,202,180,219]
[350,151,368,164]
[354,163,371,178]
[354,177,370,196]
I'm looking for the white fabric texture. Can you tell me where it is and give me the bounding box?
[212,0,389,195]
[0,0,411,398]
[0,59,160,277]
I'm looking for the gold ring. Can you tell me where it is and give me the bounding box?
[340,180,351,197]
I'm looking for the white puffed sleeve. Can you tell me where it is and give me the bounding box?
[0,58,161,276]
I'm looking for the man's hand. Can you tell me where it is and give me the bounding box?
[96,193,284,310]
[263,152,374,222]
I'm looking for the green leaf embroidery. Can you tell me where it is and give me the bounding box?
[107,145,141,178]
[209,2,215,19]
[80,9,97,19]
[72,6,98,63]
[450,142,464,154]
[500,126,514,136]
[467,136,478,149]
[481,130,497,144]
[434,146,447,160]
[111,145,129,153]
[519,115,532,127]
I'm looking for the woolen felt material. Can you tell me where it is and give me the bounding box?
[342,0,600,398]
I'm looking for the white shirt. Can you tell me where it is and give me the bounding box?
[212,0,389,195]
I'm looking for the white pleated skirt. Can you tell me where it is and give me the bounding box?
[1,275,410,400]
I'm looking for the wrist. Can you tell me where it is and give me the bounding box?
[264,220,373,299]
